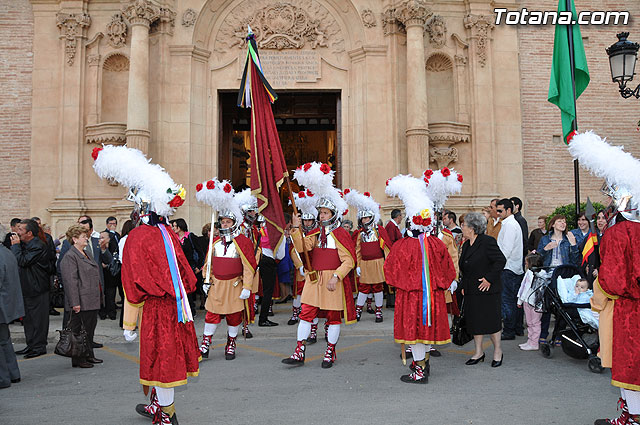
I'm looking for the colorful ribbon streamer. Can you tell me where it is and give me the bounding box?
[418,233,432,327]
[158,224,193,324]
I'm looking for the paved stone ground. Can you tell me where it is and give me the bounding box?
[1,304,617,425]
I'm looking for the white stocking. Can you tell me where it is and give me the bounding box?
[367,293,373,299]
[327,324,340,344]
[312,317,319,325]
[356,292,368,306]
[155,387,174,406]
[293,295,301,308]
[623,388,640,414]
[203,322,217,336]
[297,320,312,341]
[410,343,426,362]
[374,292,384,307]
[228,325,239,338]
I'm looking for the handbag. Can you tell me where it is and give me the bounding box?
[54,313,91,358]
[54,327,73,357]
[451,300,473,346]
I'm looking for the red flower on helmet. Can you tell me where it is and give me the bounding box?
[296,165,302,170]
[457,174,463,182]
[412,216,421,225]
[206,180,215,190]
[441,167,451,177]
[196,183,203,192]
[422,217,432,227]
[423,177,430,186]
[364,192,371,197]
[306,189,313,197]
[223,183,232,193]
[320,163,331,174]
[386,179,391,186]
[169,195,184,208]
[343,188,351,195]
[91,147,103,161]
[343,209,348,215]
[424,170,434,179]
[298,191,306,198]
[303,163,312,171]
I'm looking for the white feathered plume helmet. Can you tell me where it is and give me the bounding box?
[195,178,242,224]
[293,162,348,217]
[343,188,380,224]
[423,167,463,211]
[91,145,186,217]
[568,131,640,222]
[234,188,259,225]
[385,174,435,232]
[291,188,318,219]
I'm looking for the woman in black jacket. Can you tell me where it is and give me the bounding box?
[459,212,507,367]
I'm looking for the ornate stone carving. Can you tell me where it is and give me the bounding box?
[216,1,343,54]
[361,9,376,28]
[85,122,127,145]
[426,15,446,48]
[429,146,458,169]
[426,53,452,72]
[56,12,91,66]
[122,0,161,27]
[464,14,494,68]
[156,7,176,35]
[103,54,130,72]
[381,8,399,36]
[87,54,100,66]
[454,54,467,66]
[106,13,128,48]
[394,0,432,28]
[182,8,197,27]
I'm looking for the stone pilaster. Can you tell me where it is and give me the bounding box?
[395,0,432,177]
[122,0,160,153]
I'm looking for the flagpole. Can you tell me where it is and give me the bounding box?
[566,0,581,220]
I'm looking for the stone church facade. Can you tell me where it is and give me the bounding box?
[2,0,640,234]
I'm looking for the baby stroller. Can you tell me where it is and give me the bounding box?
[537,264,604,373]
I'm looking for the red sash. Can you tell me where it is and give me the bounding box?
[361,241,384,260]
[311,248,341,271]
[212,256,243,280]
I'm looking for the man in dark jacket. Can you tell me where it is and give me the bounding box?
[10,219,50,358]
[31,217,59,316]
[0,228,25,388]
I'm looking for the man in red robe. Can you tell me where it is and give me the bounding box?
[122,215,200,425]
[595,217,640,425]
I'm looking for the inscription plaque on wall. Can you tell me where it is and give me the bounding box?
[239,50,321,86]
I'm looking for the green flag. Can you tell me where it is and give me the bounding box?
[548,0,590,144]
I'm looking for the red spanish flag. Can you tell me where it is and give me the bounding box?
[581,232,598,265]
[238,29,287,252]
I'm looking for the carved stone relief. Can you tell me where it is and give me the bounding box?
[182,8,197,27]
[428,122,471,168]
[464,14,494,68]
[103,54,130,72]
[216,1,344,54]
[56,12,91,65]
[106,13,128,48]
[426,53,452,72]
[382,0,432,35]
[361,9,376,28]
[122,0,160,27]
[426,15,446,48]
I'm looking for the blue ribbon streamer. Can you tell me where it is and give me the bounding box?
[158,224,184,323]
[418,234,431,326]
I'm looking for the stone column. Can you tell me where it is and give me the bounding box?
[122,0,160,153]
[396,0,432,177]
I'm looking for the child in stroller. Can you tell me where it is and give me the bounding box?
[538,264,603,373]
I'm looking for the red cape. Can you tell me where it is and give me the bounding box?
[209,234,259,272]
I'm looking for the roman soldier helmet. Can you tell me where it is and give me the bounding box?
[343,188,380,231]
[292,189,318,232]
[568,131,640,223]
[91,145,186,225]
[423,167,463,232]
[195,178,243,237]
[293,162,348,229]
[235,188,259,225]
[385,174,436,236]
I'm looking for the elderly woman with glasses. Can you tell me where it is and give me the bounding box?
[458,212,507,367]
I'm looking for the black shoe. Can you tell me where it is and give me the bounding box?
[49,308,61,316]
[99,314,107,320]
[465,353,485,365]
[92,342,103,349]
[400,373,427,384]
[87,357,103,364]
[491,355,503,368]
[24,351,46,359]
[287,318,299,325]
[14,347,30,355]
[242,328,253,339]
[200,348,209,359]
[501,334,515,341]
[135,404,153,419]
[258,320,278,327]
[11,378,20,384]
[307,335,317,344]
[72,361,93,368]
[281,357,304,366]
[429,348,441,357]
[108,315,116,320]
[366,307,375,314]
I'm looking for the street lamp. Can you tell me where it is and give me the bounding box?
[606,32,640,99]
